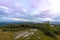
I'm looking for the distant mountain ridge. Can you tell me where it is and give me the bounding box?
[50,22,60,25]
[0,22,60,26]
[0,22,35,26]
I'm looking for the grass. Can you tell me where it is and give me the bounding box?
[0,29,17,40]
[0,29,60,40]
[18,29,56,40]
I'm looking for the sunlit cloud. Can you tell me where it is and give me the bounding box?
[0,0,60,22]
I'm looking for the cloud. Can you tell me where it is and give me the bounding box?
[0,5,60,22]
[0,16,32,22]
[6,17,31,22]
[0,0,60,22]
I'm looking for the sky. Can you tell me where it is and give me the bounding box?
[0,0,60,22]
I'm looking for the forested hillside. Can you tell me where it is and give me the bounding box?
[0,22,60,40]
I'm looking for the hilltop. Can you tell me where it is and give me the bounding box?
[0,22,60,40]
